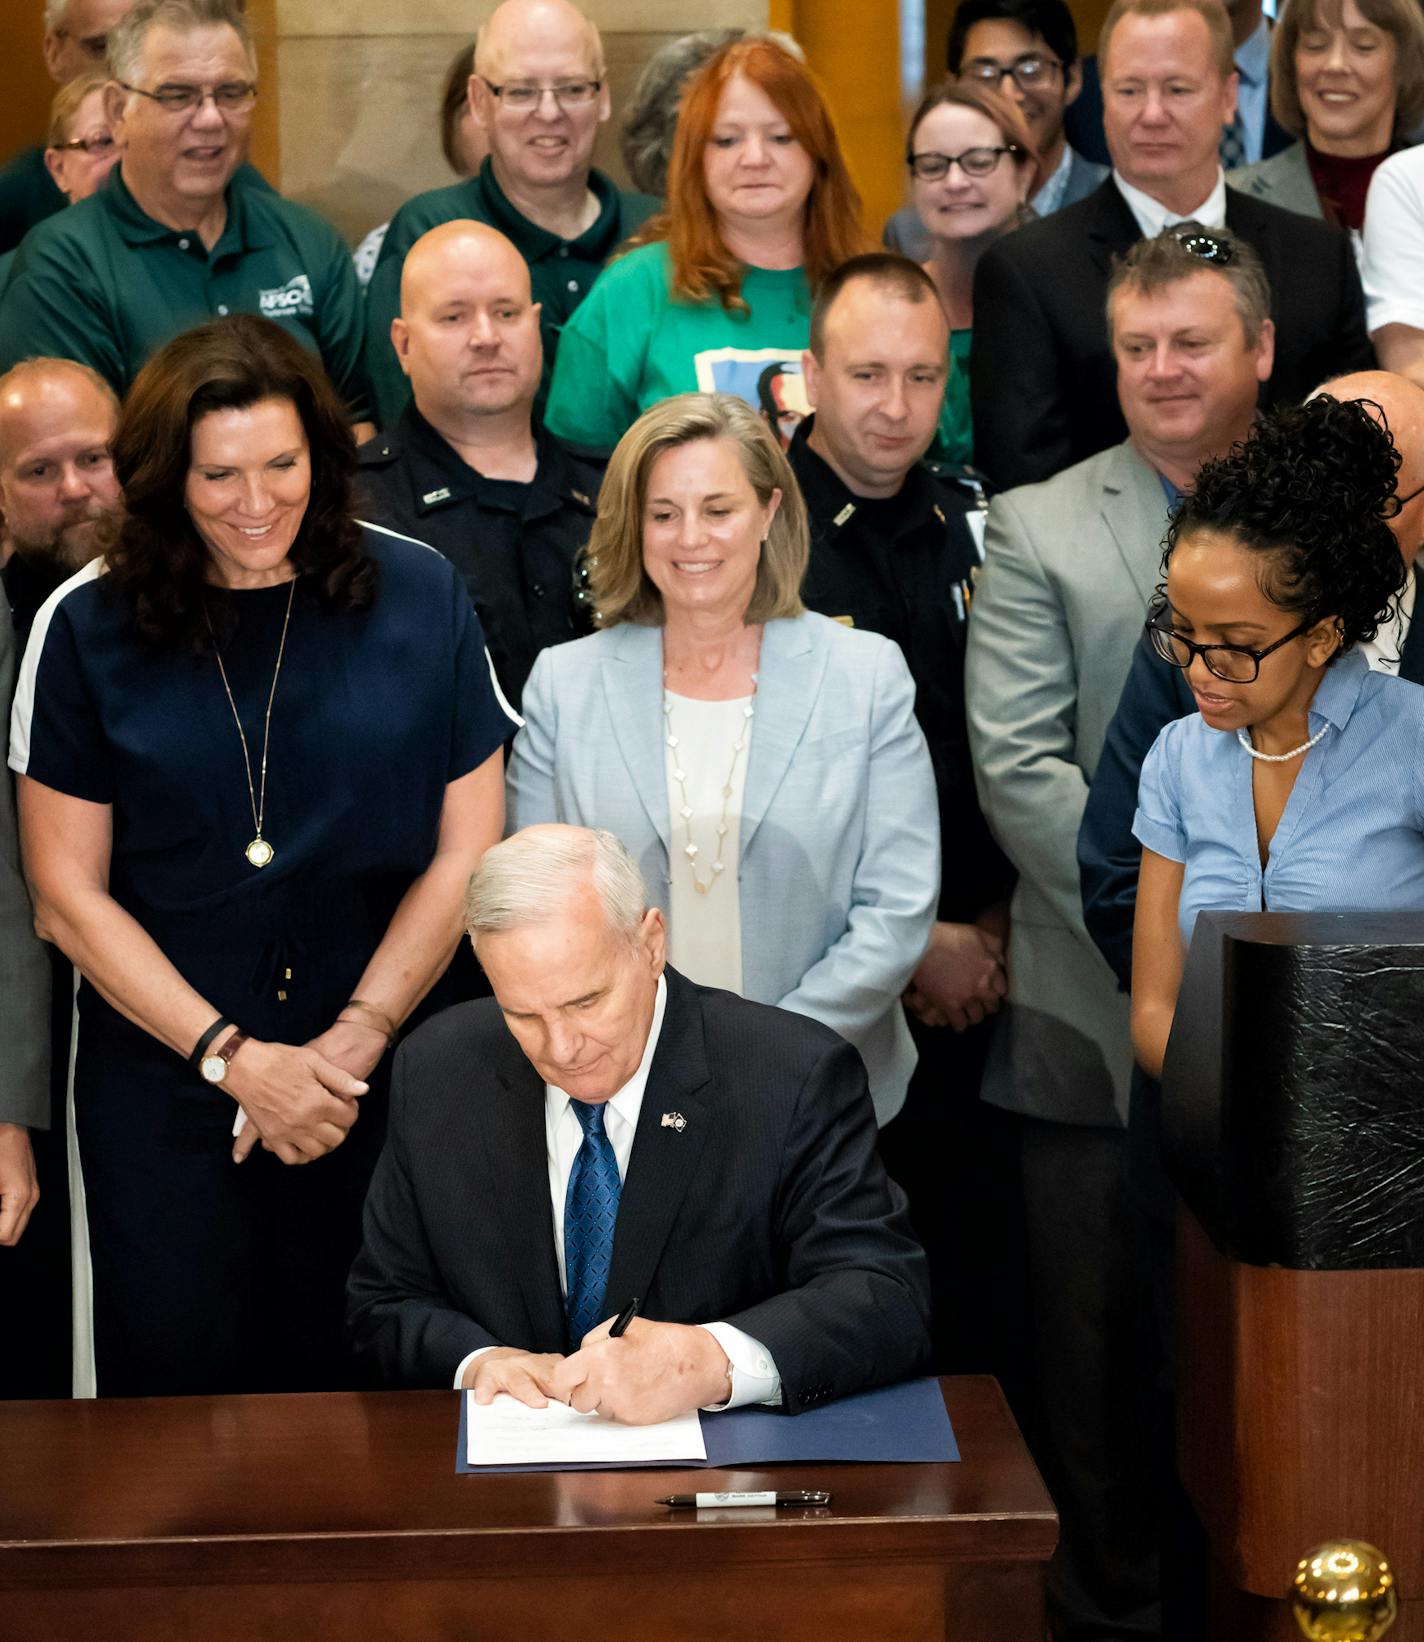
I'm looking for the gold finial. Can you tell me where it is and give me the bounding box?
[1292,1542,1397,1639]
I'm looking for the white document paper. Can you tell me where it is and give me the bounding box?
[465,1392,707,1467]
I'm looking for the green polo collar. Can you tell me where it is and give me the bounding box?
[102,164,275,257]
[471,157,626,264]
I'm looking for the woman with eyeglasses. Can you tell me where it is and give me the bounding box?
[905,83,1039,467]
[1130,396,1424,1079]
[544,36,868,454]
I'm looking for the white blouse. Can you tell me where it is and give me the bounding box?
[662,691,753,994]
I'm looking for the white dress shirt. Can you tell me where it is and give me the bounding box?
[1113,168,1228,240]
[1359,567,1417,676]
[455,974,782,1407]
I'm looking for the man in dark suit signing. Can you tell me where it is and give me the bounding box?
[347,824,931,1420]
[971,0,1373,491]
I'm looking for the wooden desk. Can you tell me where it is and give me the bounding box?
[0,1375,1055,1641]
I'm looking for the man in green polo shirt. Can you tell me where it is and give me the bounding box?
[0,0,135,255]
[0,0,371,428]
[364,0,656,431]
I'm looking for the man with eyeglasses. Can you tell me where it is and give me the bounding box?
[885,0,1107,260]
[965,223,1273,1641]
[364,0,657,432]
[970,0,1372,492]
[0,0,135,256]
[0,0,372,434]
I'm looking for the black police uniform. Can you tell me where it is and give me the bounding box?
[789,417,1030,1396]
[355,404,602,710]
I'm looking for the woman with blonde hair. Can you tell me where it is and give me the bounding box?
[508,392,939,1126]
[544,38,869,453]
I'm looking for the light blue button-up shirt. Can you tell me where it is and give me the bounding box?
[1235,18,1273,165]
[1133,647,1424,948]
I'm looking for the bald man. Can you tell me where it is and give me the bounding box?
[0,357,120,644]
[364,0,657,428]
[0,0,135,254]
[1078,368,1424,991]
[356,220,601,707]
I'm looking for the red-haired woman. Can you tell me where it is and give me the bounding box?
[544,37,868,453]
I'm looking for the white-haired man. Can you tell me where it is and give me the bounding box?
[347,824,931,1420]
[0,0,135,254]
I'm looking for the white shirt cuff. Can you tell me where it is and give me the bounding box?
[453,1344,499,1389]
[696,1321,782,1410]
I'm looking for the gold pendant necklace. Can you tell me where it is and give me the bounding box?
[207,578,296,869]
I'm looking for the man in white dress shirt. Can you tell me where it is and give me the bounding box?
[347,824,931,1421]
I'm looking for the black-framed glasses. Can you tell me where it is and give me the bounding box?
[480,77,602,110]
[959,54,1062,90]
[118,80,257,115]
[1385,479,1424,519]
[1168,226,1234,264]
[53,132,116,155]
[1145,612,1317,683]
[908,144,1023,180]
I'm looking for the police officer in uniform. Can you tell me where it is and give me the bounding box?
[793,253,1029,1399]
[356,221,600,710]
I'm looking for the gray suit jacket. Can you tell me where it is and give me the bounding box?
[507,614,940,1125]
[965,440,1168,1126]
[883,146,1110,261]
[1228,141,1323,221]
[1,595,50,1128]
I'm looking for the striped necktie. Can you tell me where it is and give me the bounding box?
[563,1100,621,1348]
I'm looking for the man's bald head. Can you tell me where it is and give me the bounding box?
[392,221,543,433]
[0,358,121,572]
[469,0,610,198]
[474,0,603,81]
[1315,371,1424,567]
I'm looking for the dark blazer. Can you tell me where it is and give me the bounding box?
[346,967,932,1404]
[1077,571,1424,990]
[970,178,1374,489]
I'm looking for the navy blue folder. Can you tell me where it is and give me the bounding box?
[456,1376,959,1474]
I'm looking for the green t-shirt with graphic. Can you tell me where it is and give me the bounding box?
[544,240,814,453]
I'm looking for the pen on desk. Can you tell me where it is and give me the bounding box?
[657,1491,832,1509]
[609,1297,639,1338]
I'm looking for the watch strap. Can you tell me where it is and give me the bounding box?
[190,1015,235,1069]
[212,1029,248,1071]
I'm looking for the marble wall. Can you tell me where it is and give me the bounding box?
[253,0,769,245]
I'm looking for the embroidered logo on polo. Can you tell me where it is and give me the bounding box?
[258,274,314,318]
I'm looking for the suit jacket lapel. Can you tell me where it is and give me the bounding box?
[1101,441,1168,609]
[603,968,711,1314]
[1084,177,1140,277]
[740,616,827,854]
[482,1035,567,1352]
[1399,568,1424,683]
[601,624,672,853]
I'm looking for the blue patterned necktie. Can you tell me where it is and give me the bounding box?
[564,1100,621,1348]
[1219,112,1246,170]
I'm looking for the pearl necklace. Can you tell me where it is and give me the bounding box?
[662,676,757,896]
[1235,723,1331,763]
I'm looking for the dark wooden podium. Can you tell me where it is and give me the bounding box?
[1162,911,1424,1639]
[0,1376,1055,1642]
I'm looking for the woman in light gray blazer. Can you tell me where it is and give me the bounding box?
[507,393,939,1126]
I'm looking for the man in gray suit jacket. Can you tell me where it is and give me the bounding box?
[0,593,49,1246]
[964,225,1273,1636]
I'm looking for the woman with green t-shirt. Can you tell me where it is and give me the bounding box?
[544,36,868,454]
[907,83,1039,467]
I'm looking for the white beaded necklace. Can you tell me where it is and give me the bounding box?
[1235,723,1331,763]
[662,676,757,895]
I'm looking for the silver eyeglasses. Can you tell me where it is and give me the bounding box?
[480,78,602,110]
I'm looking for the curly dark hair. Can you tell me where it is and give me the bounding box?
[1164,395,1406,652]
[104,314,374,650]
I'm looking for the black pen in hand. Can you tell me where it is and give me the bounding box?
[609,1297,639,1338]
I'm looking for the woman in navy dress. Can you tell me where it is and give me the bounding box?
[1131,395,1424,1079]
[10,315,514,1395]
